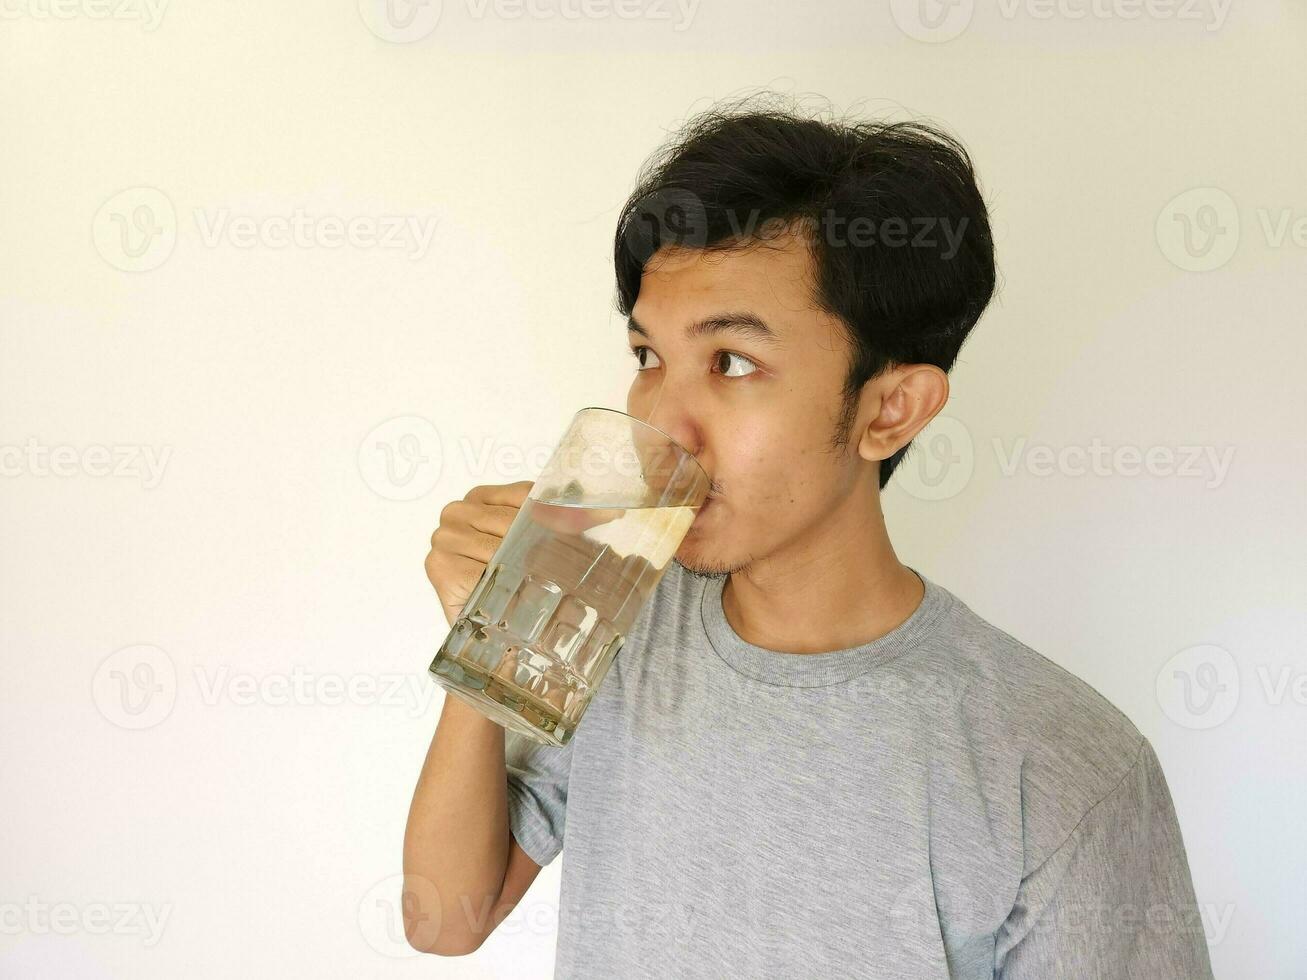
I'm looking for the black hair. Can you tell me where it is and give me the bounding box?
[613,94,998,491]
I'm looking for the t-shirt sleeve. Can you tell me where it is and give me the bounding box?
[995,737,1215,980]
[504,729,574,868]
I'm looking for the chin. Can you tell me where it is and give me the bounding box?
[672,549,747,580]
[671,555,730,580]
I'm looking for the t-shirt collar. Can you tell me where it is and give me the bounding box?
[698,565,953,687]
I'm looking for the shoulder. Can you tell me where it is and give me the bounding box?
[928,581,1148,865]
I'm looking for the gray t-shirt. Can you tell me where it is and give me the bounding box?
[504,562,1214,979]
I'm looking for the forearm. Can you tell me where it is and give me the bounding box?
[403,695,512,954]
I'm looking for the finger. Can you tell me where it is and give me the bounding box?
[435,522,506,564]
[466,503,525,539]
[466,480,534,507]
[425,552,485,618]
[439,499,522,539]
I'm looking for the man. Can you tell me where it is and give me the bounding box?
[405,97,1215,978]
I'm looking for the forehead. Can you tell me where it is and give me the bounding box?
[633,232,820,331]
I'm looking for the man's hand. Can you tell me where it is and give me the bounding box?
[425,480,629,626]
[425,480,533,627]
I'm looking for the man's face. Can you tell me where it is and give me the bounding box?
[625,229,868,578]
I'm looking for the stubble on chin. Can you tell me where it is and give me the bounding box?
[672,554,747,581]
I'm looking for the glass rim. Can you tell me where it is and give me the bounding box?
[573,405,710,485]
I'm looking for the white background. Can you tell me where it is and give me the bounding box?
[2,1,1304,977]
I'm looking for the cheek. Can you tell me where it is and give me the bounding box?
[727,404,848,513]
[726,427,812,508]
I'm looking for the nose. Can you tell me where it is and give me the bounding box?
[644,411,700,461]
[630,380,700,457]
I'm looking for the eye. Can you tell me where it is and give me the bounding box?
[629,346,661,370]
[628,345,760,379]
[714,350,759,378]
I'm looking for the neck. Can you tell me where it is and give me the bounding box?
[720,486,924,655]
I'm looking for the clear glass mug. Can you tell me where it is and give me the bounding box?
[428,407,711,746]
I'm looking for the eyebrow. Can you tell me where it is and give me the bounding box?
[626,312,784,349]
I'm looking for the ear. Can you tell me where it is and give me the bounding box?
[856,365,950,465]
